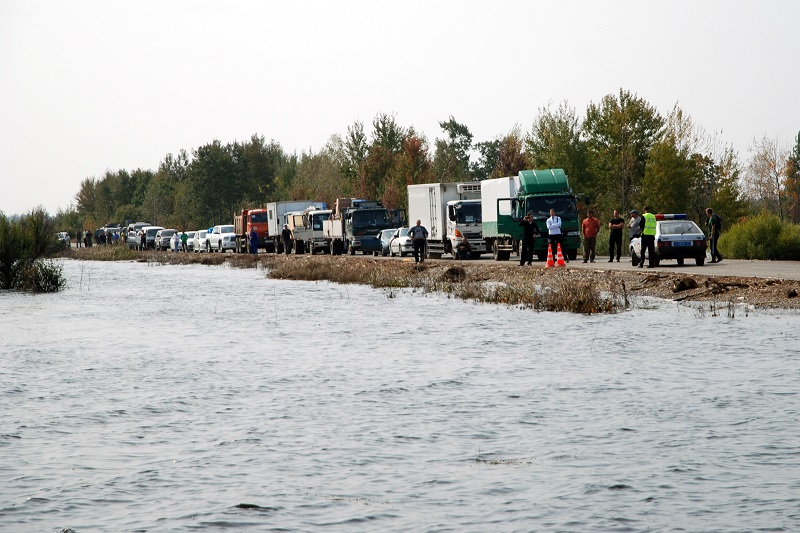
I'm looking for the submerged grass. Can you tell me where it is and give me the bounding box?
[264,256,629,314]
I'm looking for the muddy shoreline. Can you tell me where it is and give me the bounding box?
[65,248,800,310]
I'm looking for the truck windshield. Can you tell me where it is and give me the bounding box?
[352,209,390,228]
[250,212,268,223]
[525,197,578,218]
[455,203,482,224]
[311,213,330,231]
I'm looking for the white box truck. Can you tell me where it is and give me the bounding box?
[407,182,485,259]
[266,200,326,253]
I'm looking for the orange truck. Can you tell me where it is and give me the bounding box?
[233,208,269,253]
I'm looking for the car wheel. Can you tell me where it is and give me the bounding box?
[677,257,684,266]
[218,242,223,253]
[631,250,639,265]
[695,255,705,266]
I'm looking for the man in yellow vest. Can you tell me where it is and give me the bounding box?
[638,205,657,268]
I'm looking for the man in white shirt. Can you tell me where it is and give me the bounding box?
[409,220,429,263]
[546,208,568,262]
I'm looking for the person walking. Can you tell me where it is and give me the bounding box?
[608,210,624,262]
[638,206,657,268]
[518,212,536,266]
[249,226,259,255]
[706,207,723,263]
[281,224,293,255]
[581,209,600,263]
[546,208,568,262]
[409,219,429,263]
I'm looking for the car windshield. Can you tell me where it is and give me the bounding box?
[381,229,395,239]
[162,230,176,237]
[198,231,207,238]
[221,226,234,233]
[399,227,410,237]
[454,203,482,224]
[146,228,160,236]
[660,222,701,235]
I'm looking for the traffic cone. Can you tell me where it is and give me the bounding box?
[556,243,567,267]
[545,243,555,268]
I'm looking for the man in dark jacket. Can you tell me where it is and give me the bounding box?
[518,212,537,266]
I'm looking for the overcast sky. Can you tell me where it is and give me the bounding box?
[1,0,798,216]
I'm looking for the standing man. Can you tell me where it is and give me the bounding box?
[281,224,293,255]
[518,211,536,266]
[181,230,189,253]
[638,206,657,268]
[628,209,642,241]
[546,208,568,262]
[409,219,428,263]
[249,226,259,255]
[581,209,600,263]
[706,207,723,263]
[608,210,625,262]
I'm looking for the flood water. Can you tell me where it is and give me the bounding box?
[2,259,800,532]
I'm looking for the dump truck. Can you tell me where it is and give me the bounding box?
[481,169,585,261]
[233,208,269,253]
[265,200,327,253]
[285,207,332,254]
[407,182,485,259]
[324,198,401,255]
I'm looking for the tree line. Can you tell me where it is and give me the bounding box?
[51,89,800,236]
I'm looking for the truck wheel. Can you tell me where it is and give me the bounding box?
[348,243,355,255]
[492,241,501,261]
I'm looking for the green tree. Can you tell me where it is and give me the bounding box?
[583,89,665,214]
[526,100,590,194]
[490,127,527,179]
[471,139,501,181]
[432,116,473,182]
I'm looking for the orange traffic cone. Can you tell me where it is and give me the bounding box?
[556,243,567,267]
[545,243,555,268]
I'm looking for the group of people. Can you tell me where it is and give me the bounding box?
[517,206,723,268]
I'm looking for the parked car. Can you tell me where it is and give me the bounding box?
[141,226,164,250]
[185,231,197,251]
[630,214,707,266]
[360,230,387,256]
[154,229,177,251]
[376,228,397,257]
[206,224,236,252]
[194,230,208,252]
[56,231,70,248]
[389,227,414,257]
[126,222,152,249]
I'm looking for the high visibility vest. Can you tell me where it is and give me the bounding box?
[642,212,657,236]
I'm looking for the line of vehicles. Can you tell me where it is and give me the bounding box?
[89,168,708,267]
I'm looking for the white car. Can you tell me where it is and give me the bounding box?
[194,230,208,252]
[206,224,236,252]
[389,227,414,257]
[630,214,707,267]
[56,231,71,248]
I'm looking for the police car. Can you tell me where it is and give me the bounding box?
[630,214,707,266]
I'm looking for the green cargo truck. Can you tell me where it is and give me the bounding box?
[480,168,585,261]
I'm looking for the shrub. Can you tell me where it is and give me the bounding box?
[0,209,66,291]
[720,212,800,260]
[18,259,66,293]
